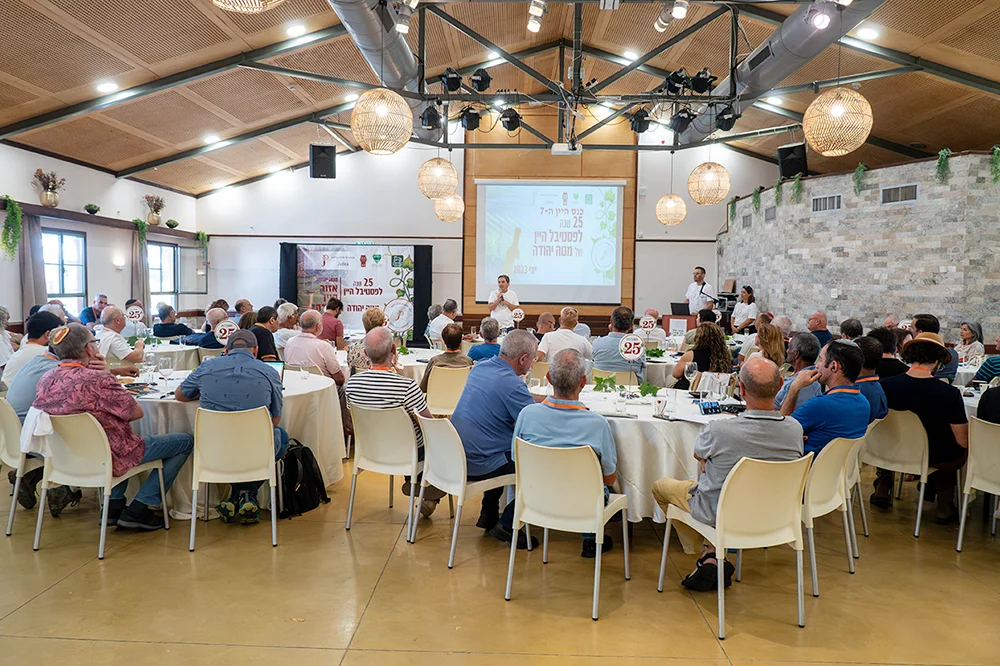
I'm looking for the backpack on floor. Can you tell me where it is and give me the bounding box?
[279,439,330,518]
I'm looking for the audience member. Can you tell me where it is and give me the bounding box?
[685,308,717,351]
[673,322,731,390]
[973,334,1000,384]
[153,304,193,338]
[237,311,256,330]
[234,299,254,319]
[772,315,793,342]
[538,307,593,362]
[250,307,279,361]
[956,321,985,359]
[731,286,759,334]
[451,330,541,547]
[736,312,772,361]
[39,302,69,323]
[179,308,226,348]
[176,330,285,524]
[868,326,908,378]
[284,310,345,383]
[876,333,968,523]
[854,336,889,422]
[774,333,822,411]
[347,307,386,373]
[120,298,149,338]
[202,299,230,331]
[782,340,869,454]
[642,308,668,347]
[513,349,618,557]
[653,357,803,589]
[34,324,192,530]
[318,298,346,349]
[573,319,592,339]
[750,322,785,367]
[424,304,443,341]
[684,266,716,312]
[976,385,1000,424]
[419,323,473,392]
[884,314,899,329]
[840,317,863,340]
[79,293,109,328]
[468,318,502,362]
[592,306,646,382]
[807,311,833,347]
[533,312,555,341]
[912,314,958,383]
[1,311,62,385]
[488,275,519,333]
[894,327,913,351]
[96,307,145,364]
[273,302,300,349]
[46,299,78,323]
[428,299,458,341]
[274,298,287,308]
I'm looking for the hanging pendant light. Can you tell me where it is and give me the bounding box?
[212,0,286,13]
[656,152,686,225]
[434,194,465,222]
[802,87,873,157]
[417,157,458,199]
[687,162,730,206]
[350,88,412,155]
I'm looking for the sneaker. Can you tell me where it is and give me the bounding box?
[237,491,260,525]
[581,535,614,558]
[101,498,127,526]
[489,523,538,550]
[419,498,439,518]
[475,511,499,531]
[217,498,238,524]
[870,475,893,509]
[680,553,735,591]
[401,481,447,501]
[116,502,165,531]
[14,468,43,511]
[46,486,80,518]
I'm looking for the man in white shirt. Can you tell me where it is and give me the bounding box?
[487,275,519,332]
[120,298,149,338]
[0,311,62,385]
[427,299,458,341]
[642,308,668,347]
[684,266,716,314]
[96,306,145,364]
[537,307,593,362]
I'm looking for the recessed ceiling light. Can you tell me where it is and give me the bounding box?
[269,165,283,173]
[488,51,500,60]
[766,96,783,105]
[204,134,220,144]
[345,93,359,102]
[623,50,639,62]
[286,24,307,37]
[96,81,118,94]
[857,27,879,40]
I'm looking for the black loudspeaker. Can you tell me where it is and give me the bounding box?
[777,142,807,179]
[309,144,336,179]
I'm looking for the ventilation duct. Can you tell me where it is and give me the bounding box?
[677,0,886,144]
[326,0,442,142]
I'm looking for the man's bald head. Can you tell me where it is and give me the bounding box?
[365,325,396,365]
[538,312,555,326]
[644,308,660,320]
[300,309,323,332]
[808,311,828,332]
[739,356,782,401]
[206,308,227,327]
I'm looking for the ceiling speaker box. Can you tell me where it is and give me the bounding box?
[776,142,807,180]
[310,144,336,179]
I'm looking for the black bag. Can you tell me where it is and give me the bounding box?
[279,439,330,518]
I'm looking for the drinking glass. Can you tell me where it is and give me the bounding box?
[471,326,477,338]
[299,362,313,381]
[684,362,698,386]
[142,351,156,383]
[615,393,628,414]
[528,377,541,391]
[157,356,175,391]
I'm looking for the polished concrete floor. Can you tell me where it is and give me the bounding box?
[0,464,998,665]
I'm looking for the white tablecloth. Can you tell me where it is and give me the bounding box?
[145,344,201,371]
[965,392,981,419]
[135,370,346,519]
[955,366,978,387]
[398,348,441,385]
[646,358,679,388]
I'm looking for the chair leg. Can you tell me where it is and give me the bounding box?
[914,481,926,538]
[345,473,359,530]
[157,468,170,531]
[6,475,21,536]
[735,549,742,582]
[841,510,855,574]
[856,482,870,538]
[717,546,726,639]
[203,482,210,522]
[621,509,630,581]
[448,494,455,518]
[657,518,671,592]
[504,522,518,601]
[275,460,284,515]
[845,494,859,559]
[956,492,971,552]
[447,504,463,569]
[990,495,997,537]
[896,472,904,500]
[796,548,806,628]
[405,479,418,545]
[592,534,603,621]
[98,493,110,560]
[411,482,427,544]
[525,524,532,551]
[189,488,198,551]
[542,528,550,563]
[807,526,819,597]
[270,484,278,547]
[32,486,47,551]
[388,475,394,508]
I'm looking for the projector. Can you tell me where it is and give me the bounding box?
[551,142,583,156]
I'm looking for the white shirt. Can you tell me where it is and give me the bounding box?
[1,342,48,385]
[731,301,759,330]
[427,313,453,340]
[97,328,133,362]
[488,288,519,329]
[739,333,758,360]
[685,281,716,312]
[274,328,300,349]
[538,328,593,361]
[121,320,148,338]
[643,327,668,348]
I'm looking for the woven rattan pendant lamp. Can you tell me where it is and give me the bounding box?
[418,156,458,199]
[350,9,413,155]
[656,152,686,225]
[434,194,465,222]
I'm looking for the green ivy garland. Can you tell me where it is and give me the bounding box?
[727,197,737,222]
[790,173,803,203]
[935,148,953,184]
[773,177,783,207]
[991,146,1000,185]
[134,218,148,245]
[751,186,762,212]
[2,195,22,260]
[195,230,209,249]
[853,163,868,196]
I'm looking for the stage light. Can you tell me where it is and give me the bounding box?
[857,26,879,39]
[653,3,674,33]
[666,68,689,95]
[440,68,462,92]
[460,107,481,131]
[667,108,697,134]
[501,108,522,131]
[672,0,688,19]
[715,105,739,132]
[470,68,492,92]
[394,4,412,33]
[420,104,441,130]
[528,0,546,17]
[527,15,542,32]
[807,6,831,29]
[690,68,717,94]
[629,108,651,133]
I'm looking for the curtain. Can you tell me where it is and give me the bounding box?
[19,215,46,321]
[130,232,152,325]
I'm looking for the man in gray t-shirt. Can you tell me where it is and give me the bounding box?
[653,356,804,592]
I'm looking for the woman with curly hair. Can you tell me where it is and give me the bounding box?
[672,322,732,390]
[750,322,785,367]
[347,306,388,374]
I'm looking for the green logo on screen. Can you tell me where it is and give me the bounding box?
[391,255,403,267]
[585,194,593,204]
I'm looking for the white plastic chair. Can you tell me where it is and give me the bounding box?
[592,368,639,386]
[413,416,515,566]
[658,454,813,640]
[34,413,169,560]
[197,348,224,363]
[504,438,630,621]
[189,407,280,550]
[529,361,550,387]
[803,437,860,596]
[285,363,322,376]
[844,419,880,555]
[862,410,930,537]
[425,366,471,417]
[346,405,423,541]
[1,399,44,536]
[428,337,445,351]
[957,417,1000,551]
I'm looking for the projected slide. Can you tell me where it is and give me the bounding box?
[475,180,626,304]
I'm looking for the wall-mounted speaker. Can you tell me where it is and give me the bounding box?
[776,142,807,180]
[309,144,336,179]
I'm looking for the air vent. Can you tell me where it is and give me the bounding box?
[742,214,752,228]
[748,44,772,71]
[811,194,842,213]
[764,205,776,221]
[881,184,918,205]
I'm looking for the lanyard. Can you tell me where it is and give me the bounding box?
[57,362,86,369]
[542,398,588,411]
[371,365,395,372]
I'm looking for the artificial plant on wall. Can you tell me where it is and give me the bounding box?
[773,177,783,206]
[853,163,868,196]
[2,195,22,260]
[936,148,953,184]
[727,197,737,222]
[991,146,1000,184]
[790,173,803,203]
[196,231,209,249]
[751,187,763,212]
[134,218,148,245]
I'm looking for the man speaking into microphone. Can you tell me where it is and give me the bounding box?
[488,274,520,334]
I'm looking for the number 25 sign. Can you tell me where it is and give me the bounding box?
[618,334,645,361]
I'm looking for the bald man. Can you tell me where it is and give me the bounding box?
[808,311,833,347]
[178,308,227,348]
[533,312,555,342]
[652,356,804,590]
[283,309,345,384]
[642,308,668,348]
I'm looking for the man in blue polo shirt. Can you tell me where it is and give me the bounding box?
[781,339,869,454]
[774,332,822,411]
[513,348,618,558]
[451,330,542,548]
[855,336,889,422]
[591,306,645,381]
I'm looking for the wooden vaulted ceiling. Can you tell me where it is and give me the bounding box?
[2,0,1000,195]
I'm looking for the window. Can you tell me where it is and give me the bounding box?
[881,183,918,205]
[741,214,752,229]
[811,194,842,213]
[42,229,87,315]
[148,242,177,310]
[764,205,777,222]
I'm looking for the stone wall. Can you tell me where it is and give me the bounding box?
[717,152,1000,341]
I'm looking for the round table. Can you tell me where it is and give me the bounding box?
[461,338,483,355]
[964,390,981,419]
[397,348,441,385]
[645,356,679,388]
[955,365,978,387]
[144,344,201,371]
[134,370,346,519]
